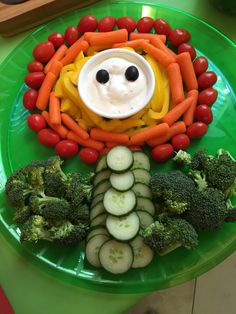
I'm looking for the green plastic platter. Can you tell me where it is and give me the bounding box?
[0,0,236,294]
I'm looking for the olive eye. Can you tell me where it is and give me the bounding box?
[96,69,109,84]
[125,66,139,81]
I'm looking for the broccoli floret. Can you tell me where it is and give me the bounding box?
[150,170,197,214]
[25,160,46,187]
[173,150,192,166]
[51,221,88,245]
[20,215,51,242]
[69,203,90,224]
[142,213,198,255]
[188,170,208,191]
[13,206,32,224]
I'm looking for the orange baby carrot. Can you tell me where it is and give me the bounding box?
[176,52,198,91]
[44,44,68,74]
[41,111,68,138]
[60,38,89,66]
[162,96,193,126]
[90,128,129,144]
[49,92,61,125]
[129,123,170,145]
[167,62,185,105]
[106,142,118,148]
[141,41,173,67]
[113,39,149,49]
[183,89,199,126]
[61,113,89,140]
[49,60,63,78]
[85,29,128,46]
[67,131,104,151]
[36,72,56,110]
[147,121,186,147]
[150,37,176,62]
[129,32,166,43]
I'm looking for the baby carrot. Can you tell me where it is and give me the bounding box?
[85,29,128,46]
[90,128,129,144]
[141,41,173,67]
[129,123,170,145]
[67,131,104,151]
[162,96,194,126]
[167,62,185,105]
[49,92,61,125]
[150,37,176,62]
[49,60,63,79]
[60,38,89,66]
[36,72,56,110]
[176,52,198,91]
[41,111,68,138]
[61,113,89,140]
[113,39,149,49]
[183,89,199,126]
[44,44,68,74]
[129,32,166,43]
[106,142,118,148]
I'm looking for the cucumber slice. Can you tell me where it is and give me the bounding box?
[110,171,135,191]
[132,152,150,171]
[132,168,151,185]
[91,193,104,208]
[130,236,154,268]
[93,180,111,198]
[136,210,154,229]
[90,201,106,220]
[93,169,111,187]
[87,227,109,242]
[96,155,107,173]
[106,212,140,241]
[90,213,107,227]
[107,146,133,173]
[99,239,133,274]
[136,197,155,216]
[86,234,110,267]
[103,188,136,216]
[132,183,152,198]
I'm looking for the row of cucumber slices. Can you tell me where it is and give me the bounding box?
[85,146,156,274]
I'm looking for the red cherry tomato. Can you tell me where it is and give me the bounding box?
[98,16,116,32]
[198,71,217,89]
[128,145,143,151]
[116,16,136,32]
[193,56,208,76]
[198,88,218,106]
[99,147,111,155]
[169,28,190,46]
[27,61,43,72]
[65,26,79,45]
[77,15,98,33]
[79,148,99,164]
[27,114,46,132]
[186,122,208,139]
[153,18,172,36]
[178,43,196,60]
[151,144,174,163]
[136,17,154,33]
[23,89,38,110]
[48,32,65,47]
[171,134,190,151]
[55,140,79,158]
[24,72,45,89]
[194,105,213,124]
[33,41,55,63]
[37,128,60,146]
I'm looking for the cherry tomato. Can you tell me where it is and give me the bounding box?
[27,61,43,72]
[151,144,174,163]
[171,134,190,151]
[193,56,208,76]
[55,140,79,158]
[48,32,65,47]
[23,89,38,110]
[77,15,98,33]
[37,128,60,146]
[194,105,213,124]
[186,122,208,139]
[128,145,143,151]
[153,18,172,36]
[27,114,46,132]
[197,71,217,90]
[65,26,79,45]
[98,16,116,32]
[79,148,99,164]
[99,147,111,155]
[178,43,196,60]
[169,28,190,46]
[116,16,136,32]
[33,41,55,63]
[198,87,218,106]
[24,72,45,89]
[136,17,154,33]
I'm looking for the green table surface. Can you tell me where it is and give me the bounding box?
[0,1,235,313]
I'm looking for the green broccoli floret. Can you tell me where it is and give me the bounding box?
[13,206,32,224]
[149,170,197,214]
[141,214,198,255]
[173,150,192,166]
[20,215,52,242]
[69,203,90,224]
[25,160,46,187]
